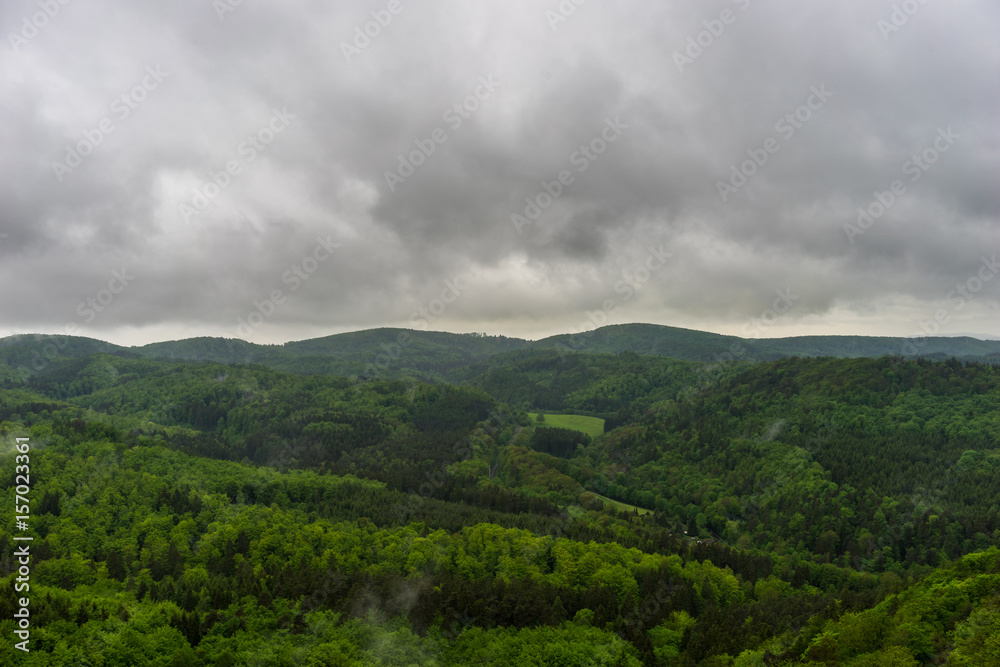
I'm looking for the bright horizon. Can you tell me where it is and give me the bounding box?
[3,321,999,350]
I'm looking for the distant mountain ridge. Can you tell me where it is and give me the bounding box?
[2,323,998,383]
[532,323,1000,362]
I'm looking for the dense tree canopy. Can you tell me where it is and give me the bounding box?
[1,345,998,664]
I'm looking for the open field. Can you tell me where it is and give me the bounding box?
[527,412,605,439]
[592,492,653,516]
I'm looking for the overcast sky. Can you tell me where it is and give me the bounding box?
[1,0,998,346]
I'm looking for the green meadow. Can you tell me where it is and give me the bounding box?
[527,412,605,439]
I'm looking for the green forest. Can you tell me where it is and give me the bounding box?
[1,330,999,665]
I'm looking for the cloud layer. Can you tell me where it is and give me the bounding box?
[1,0,997,345]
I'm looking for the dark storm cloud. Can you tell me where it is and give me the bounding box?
[0,0,997,344]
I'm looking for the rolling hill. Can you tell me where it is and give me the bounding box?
[2,323,998,388]
[3,337,1000,663]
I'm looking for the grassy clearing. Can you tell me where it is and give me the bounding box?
[527,413,605,439]
[592,493,652,516]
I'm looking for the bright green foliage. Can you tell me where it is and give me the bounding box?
[2,342,1000,665]
[527,413,605,438]
[649,610,696,662]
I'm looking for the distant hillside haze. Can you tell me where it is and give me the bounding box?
[2,323,998,384]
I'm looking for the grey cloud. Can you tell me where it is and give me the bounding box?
[0,0,997,344]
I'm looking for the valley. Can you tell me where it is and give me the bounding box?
[2,326,999,664]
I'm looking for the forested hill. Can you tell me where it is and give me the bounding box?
[589,356,1000,559]
[135,329,527,372]
[534,323,1000,363]
[2,347,1000,663]
[0,330,529,383]
[2,323,998,385]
